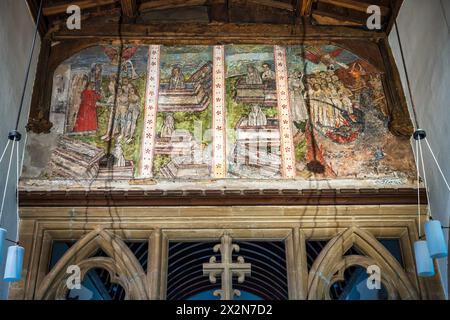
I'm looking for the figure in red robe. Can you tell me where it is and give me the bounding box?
[73,82,101,133]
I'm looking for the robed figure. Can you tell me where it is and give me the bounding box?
[73,82,101,133]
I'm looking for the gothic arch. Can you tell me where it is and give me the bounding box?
[307,227,419,300]
[36,228,149,300]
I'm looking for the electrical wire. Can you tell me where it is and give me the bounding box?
[415,139,421,237]
[425,138,450,193]
[393,20,419,131]
[0,141,17,226]
[14,0,43,131]
[0,140,11,165]
[418,138,432,217]
[16,137,20,243]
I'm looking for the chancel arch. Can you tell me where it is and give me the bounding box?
[35,228,149,300]
[307,227,419,300]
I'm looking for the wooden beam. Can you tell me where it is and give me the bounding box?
[312,11,363,26]
[19,188,428,207]
[139,0,207,12]
[244,0,295,12]
[386,0,404,34]
[43,0,118,16]
[26,0,48,36]
[209,0,229,23]
[50,22,385,42]
[318,0,390,16]
[299,0,314,16]
[120,0,137,18]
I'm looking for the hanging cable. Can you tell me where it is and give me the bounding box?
[425,138,450,193]
[418,137,432,217]
[394,20,419,130]
[415,139,421,237]
[0,141,17,226]
[14,0,43,131]
[0,140,11,165]
[16,137,20,244]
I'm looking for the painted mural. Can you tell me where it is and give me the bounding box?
[153,46,213,179]
[286,45,415,180]
[48,45,148,179]
[225,45,282,178]
[28,43,415,184]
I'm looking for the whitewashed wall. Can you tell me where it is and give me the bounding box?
[389,0,450,297]
[0,0,40,299]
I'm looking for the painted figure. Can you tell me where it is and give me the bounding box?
[125,86,141,143]
[67,74,88,132]
[72,82,101,133]
[169,66,186,90]
[114,88,129,140]
[248,104,267,127]
[289,69,308,123]
[245,64,263,85]
[90,64,103,93]
[161,113,175,138]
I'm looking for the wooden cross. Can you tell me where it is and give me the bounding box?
[203,234,252,300]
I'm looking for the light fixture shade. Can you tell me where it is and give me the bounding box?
[414,240,435,277]
[425,220,448,259]
[0,228,6,264]
[3,245,25,282]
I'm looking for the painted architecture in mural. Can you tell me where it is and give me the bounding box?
[30,43,415,183]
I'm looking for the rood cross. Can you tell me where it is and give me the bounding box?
[203,234,251,300]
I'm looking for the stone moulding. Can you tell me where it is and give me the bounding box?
[19,188,428,207]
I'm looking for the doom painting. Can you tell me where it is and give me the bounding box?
[225,45,282,179]
[48,45,148,179]
[153,46,213,179]
[286,44,415,181]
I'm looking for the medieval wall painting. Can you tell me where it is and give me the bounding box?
[152,46,213,179]
[32,43,416,184]
[48,45,148,179]
[225,45,282,178]
[286,44,415,181]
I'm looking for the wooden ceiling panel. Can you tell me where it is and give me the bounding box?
[29,0,403,36]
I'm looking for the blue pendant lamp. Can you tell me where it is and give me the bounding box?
[0,0,43,283]
[412,129,449,277]
[0,228,6,264]
[425,220,448,259]
[414,240,435,277]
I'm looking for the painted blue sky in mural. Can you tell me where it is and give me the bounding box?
[64,46,149,77]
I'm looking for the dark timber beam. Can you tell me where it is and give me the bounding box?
[139,0,208,12]
[120,0,137,18]
[43,0,118,16]
[245,0,295,11]
[318,0,390,16]
[208,0,229,23]
[298,0,314,16]
[50,21,386,42]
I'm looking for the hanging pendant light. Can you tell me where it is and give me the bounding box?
[414,240,435,277]
[425,220,448,259]
[3,245,25,282]
[0,228,6,263]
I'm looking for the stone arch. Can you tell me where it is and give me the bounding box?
[36,228,149,300]
[307,227,419,300]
